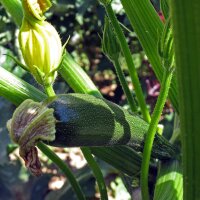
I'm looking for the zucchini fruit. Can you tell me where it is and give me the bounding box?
[8,93,177,161]
[47,94,177,159]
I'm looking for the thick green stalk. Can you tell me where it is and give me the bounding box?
[104,4,151,122]
[37,142,86,200]
[81,148,108,200]
[170,0,200,199]
[0,67,46,104]
[141,70,173,200]
[120,0,179,113]
[113,57,137,112]
[60,53,101,97]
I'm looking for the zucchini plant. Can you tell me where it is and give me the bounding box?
[0,0,199,199]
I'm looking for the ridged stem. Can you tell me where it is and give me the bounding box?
[113,57,137,112]
[37,142,86,200]
[170,0,200,198]
[44,84,56,97]
[60,53,102,97]
[81,147,108,200]
[141,69,173,200]
[104,3,151,122]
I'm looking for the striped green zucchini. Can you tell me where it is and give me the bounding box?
[7,93,178,162]
[47,94,177,160]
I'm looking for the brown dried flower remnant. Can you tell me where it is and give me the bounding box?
[7,99,56,176]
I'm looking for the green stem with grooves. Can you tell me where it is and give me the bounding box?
[60,53,102,97]
[104,3,151,122]
[113,57,137,112]
[170,0,200,198]
[141,69,173,200]
[37,142,85,200]
[81,147,108,200]
[44,84,56,97]
[44,79,108,200]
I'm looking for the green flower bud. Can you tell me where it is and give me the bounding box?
[102,17,121,61]
[19,19,62,86]
[158,19,175,70]
[19,0,63,86]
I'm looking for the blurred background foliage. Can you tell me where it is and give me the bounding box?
[0,0,174,199]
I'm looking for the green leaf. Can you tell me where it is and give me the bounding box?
[0,0,23,26]
[99,0,112,6]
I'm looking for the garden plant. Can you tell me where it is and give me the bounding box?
[0,0,199,199]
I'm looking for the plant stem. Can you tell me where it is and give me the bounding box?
[105,4,151,122]
[171,0,200,198]
[80,148,108,200]
[141,69,173,200]
[113,57,137,112]
[81,147,108,200]
[44,84,56,97]
[37,142,85,200]
[60,53,102,97]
